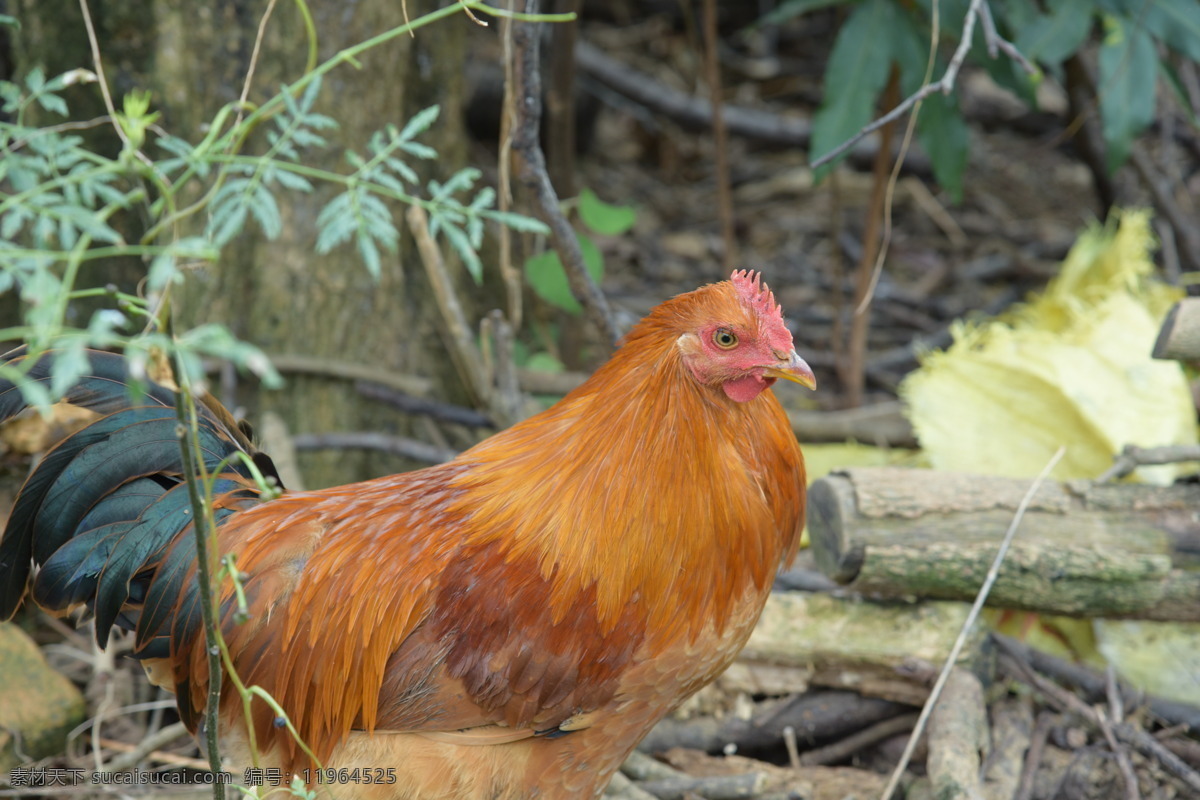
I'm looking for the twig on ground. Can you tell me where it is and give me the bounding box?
[983,695,1034,800]
[292,432,457,464]
[879,446,1066,800]
[1101,663,1141,800]
[996,643,1200,795]
[1096,708,1142,800]
[575,40,808,144]
[926,668,988,800]
[638,691,909,755]
[1160,734,1200,769]
[1015,712,1057,800]
[99,723,192,771]
[621,751,687,782]
[636,772,768,800]
[811,0,1035,170]
[1106,665,1125,726]
[990,634,1200,731]
[1099,444,1200,483]
[782,725,801,770]
[511,1,620,348]
[797,712,919,766]
[606,770,659,800]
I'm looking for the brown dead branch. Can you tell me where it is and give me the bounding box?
[511,2,619,348]
[996,637,1200,795]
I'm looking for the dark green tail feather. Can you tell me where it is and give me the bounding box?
[0,347,281,664]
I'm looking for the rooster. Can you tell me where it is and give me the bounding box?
[0,270,813,799]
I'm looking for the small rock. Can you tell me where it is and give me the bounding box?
[0,622,87,773]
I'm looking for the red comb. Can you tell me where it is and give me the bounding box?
[731,270,782,322]
[730,270,792,351]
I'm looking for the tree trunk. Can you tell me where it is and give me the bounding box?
[7,1,154,341]
[13,0,478,487]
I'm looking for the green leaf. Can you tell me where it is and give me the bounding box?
[524,234,604,315]
[36,91,68,117]
[249,184,282,239]
[524,351,565,373]
[1098,16,1157,172]
[316,193,355,253]
[86,309,128,346]
[1016,0,1094,68]
[25,66,44,93]
[1141,0,1200,60]
[273,168,313,193]
[147,253,180,294]
[398,141,436,160]
[484,210,550,235]
[398,105,440,143]
[442,222,483,283]
[59,206,122,244]
[50,340,90,398]
[578,188,637,236]
[356,231,382,279]
[810,0,896,177]
[299,75,322,114]
[916,92,969,201]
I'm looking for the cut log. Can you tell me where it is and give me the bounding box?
[730,592,987,705]
[808,467,1200,620]
[1153,298,1200,361]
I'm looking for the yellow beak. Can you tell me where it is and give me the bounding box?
[765,351,817,390]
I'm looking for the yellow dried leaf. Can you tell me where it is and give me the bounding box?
[901,210,1193,483]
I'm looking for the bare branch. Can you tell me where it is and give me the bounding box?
[407,204,522,428]
[511,1,620,348]
[812,0,1036,171]
[1099,443,1200,483]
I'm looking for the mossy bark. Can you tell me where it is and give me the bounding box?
[809,467,1200,620]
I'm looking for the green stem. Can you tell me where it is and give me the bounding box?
[171,344,225,797]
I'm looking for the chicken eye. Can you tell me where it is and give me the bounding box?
[713,328,738,349]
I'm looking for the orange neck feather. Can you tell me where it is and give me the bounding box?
[450,294,805,641]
